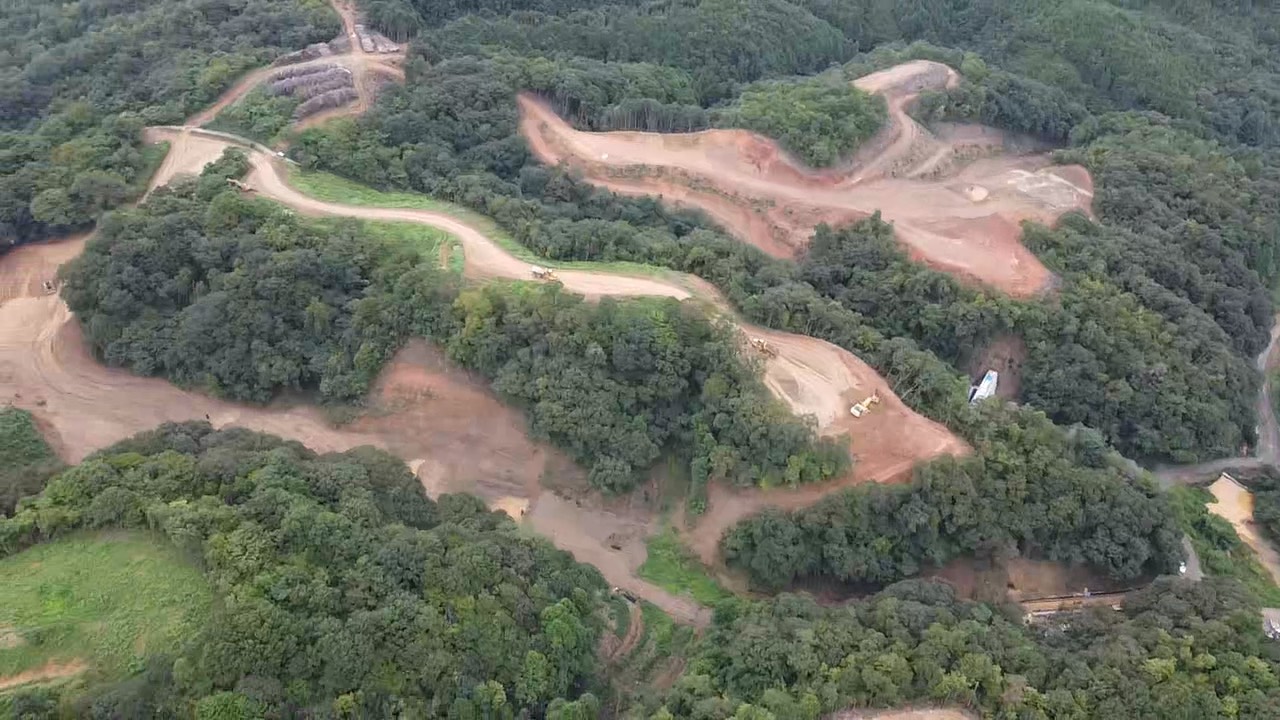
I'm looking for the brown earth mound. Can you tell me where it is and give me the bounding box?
[518,60,1095,298]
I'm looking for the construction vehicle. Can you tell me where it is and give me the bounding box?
[226,177,255,193]
[849,391,881,418]
[530,265,558,281]
[749,337,777,358]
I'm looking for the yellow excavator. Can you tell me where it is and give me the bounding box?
[850,391,880,418]
[749,337,777,358]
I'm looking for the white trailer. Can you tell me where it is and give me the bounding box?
[968,369,998,404]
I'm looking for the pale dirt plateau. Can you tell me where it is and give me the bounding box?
[519,60,1094,298]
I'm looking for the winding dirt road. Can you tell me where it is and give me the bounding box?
[2,18,976,627]
[4,119,964,624]
[147,126,968,565]
[519,60,1095,298]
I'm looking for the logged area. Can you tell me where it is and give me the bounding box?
[519,61,1093,297]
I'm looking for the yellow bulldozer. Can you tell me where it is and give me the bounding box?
[849,391,880,418]
[749,337,777,358]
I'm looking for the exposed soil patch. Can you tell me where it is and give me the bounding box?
[966,334,1026,400]
[682,323,969,565]
[0,660,88,692]
[518,60,1095,298]
[1208,475,1280,586]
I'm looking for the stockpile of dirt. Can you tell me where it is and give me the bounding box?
[518,60,1095,298]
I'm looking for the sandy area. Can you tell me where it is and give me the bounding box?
[1208,475,1280,586]
[519,60,1095,298]
[683,321,969,564]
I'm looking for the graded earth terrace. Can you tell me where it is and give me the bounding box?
[519,60,1095,298]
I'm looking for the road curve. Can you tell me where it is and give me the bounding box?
[119,124,966,625]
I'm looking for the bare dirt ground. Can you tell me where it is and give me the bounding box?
[8,52,970,626]
[61,126,965,623]
[966,335,1027,401]
[0,660,88,692]
[518,60,1095,298]
[1208,475,1280,586]
[144,128,234,194]
[683,322,968,564]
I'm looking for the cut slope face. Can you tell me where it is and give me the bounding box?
[518,60,1094,298]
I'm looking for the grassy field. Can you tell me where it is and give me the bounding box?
[286,167,674,278]
[638,528,733,605]
[131,141,171,197]
[0,532,211,692]
[0,406,63,516]
[347,219,463,273]
[1170,486,1280,606]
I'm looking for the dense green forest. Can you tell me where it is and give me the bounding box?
[719,78,887,166]
[721,402,1183,590]
[0,423,608,717]
[0,0,338,246]
[0,407,62,516]
[60,170,843,492]
[637,578,1280,719]
[5,425,1280,719]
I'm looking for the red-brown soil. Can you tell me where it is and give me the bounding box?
[518,60,1095,298]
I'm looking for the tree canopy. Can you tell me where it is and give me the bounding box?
[0,423,607,718]
[0,0,338,246]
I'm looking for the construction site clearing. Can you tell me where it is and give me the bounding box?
[517,60,1095,299]
[0,2,984,626]
[6,114,970,624]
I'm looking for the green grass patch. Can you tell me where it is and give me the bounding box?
[609,596,631,639]
[1271,369,1280,421]
[286,167,673,278]
[1169,486,1280,606]
[639,527,733,605]
[639,602,693,659]
[354,220,462,273]
[0,407,63,516]
[130,141,171,197]
[0,532,211,689]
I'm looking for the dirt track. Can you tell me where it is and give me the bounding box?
[10,124,964,623]
[518,60,1095,298]
[0,46,975,627]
